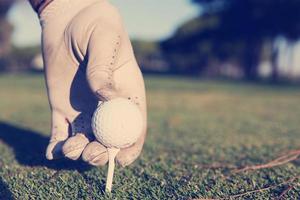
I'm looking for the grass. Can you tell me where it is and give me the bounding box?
[0,74,299,199]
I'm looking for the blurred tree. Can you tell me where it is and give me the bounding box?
[7,45,41,72]
[0,0,15,15]
[0,0,16,71]
[132,40,169,74]
[162,0,300,80]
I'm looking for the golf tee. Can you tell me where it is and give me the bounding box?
[105,148,120,193]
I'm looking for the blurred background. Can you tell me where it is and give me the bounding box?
[1,0,300,82]
[0,1,300,198]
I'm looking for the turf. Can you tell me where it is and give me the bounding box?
[0,74,299,199]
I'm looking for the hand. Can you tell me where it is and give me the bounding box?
[40,0,147,166]
[82,128,146,167]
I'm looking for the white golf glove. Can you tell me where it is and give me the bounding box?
[36,0,147,167]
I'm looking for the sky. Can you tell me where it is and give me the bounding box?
[8,0,199,47]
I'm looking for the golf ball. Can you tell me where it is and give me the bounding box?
[92,98,144,148]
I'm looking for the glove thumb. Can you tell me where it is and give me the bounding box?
[46,112,70,160]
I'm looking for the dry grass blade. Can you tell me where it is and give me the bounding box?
[233,149,300,173]
[276,184,295,200]
[199,176,300,200]
[225,176,299,199]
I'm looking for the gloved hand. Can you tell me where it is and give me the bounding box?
[39,0,147,167]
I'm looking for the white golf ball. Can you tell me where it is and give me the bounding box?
[92,98,144,148]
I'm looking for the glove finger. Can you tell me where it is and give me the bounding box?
[46,113,70,160]
[116,132,146,167]
[116,146,142,167]
[62,133,90,160]
[46,140,66,160]
[82,141,108,166]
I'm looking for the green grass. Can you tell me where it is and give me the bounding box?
[0,74,299,199]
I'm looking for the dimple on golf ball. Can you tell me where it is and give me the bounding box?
[91,98,144,148]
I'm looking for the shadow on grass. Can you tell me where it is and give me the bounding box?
[0,122,91,171]
[0,177,13,200]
